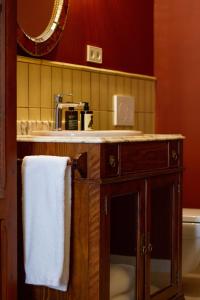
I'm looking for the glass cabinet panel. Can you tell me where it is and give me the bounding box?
[109,193,139,300]
[150,186,172,294]
[148,176,179,299]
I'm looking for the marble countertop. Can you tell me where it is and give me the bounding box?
[17,133,185,144]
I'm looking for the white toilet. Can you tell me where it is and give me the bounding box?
[182,208,200,274]
[182,208,200,276]
[182,208,200,299]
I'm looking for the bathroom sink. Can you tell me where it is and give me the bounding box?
[30,130,143,138]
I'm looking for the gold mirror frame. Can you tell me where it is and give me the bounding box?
[17,0,69,56]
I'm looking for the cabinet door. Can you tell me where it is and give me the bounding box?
[0,0,17,299]
[147,174,180,300]
[102,179,146,300]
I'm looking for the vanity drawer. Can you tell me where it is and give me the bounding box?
[120,141,169,174]
[100,141,182,178]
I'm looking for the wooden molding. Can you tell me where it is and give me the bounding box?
[0,0,5,199]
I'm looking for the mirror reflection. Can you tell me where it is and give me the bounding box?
[17,0,68,56]
[17,0,55,38]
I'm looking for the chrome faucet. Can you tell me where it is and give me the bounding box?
[54,94,83,130]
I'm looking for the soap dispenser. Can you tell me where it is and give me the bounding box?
[80,102,93,130]
[65,107,78,130]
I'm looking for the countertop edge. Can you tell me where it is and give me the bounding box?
[17,134,185,144]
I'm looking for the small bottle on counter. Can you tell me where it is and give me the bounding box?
[80,102,93,130]
[65,107,78,130]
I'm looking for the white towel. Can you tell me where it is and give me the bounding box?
[22,155,71,291]
[110,264,135,298]
[111,289,134,300]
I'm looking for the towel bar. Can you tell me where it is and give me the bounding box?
[17,152,87,178]
[17,157,72,165]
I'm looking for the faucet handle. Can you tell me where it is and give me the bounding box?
[54,93,73,103]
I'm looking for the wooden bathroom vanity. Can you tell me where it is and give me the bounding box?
[17,133,185,300]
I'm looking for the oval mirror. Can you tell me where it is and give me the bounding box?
[17,0,69,56]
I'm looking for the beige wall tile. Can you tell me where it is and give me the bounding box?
[137,113,145,132]
[108,112,114,130]
[108,75,116,111]
[29,64,41,108]
[91,73,100,111]
[131,79,139,112]
[41,108,52,121]
[41,65,52,108]
[72,70,82,102]
[144,113,155,133]
[81,71,91,103]
[17,107,28,120]
[124,77,132,95]
[138,80,145,113]
[99,111,108,130]
[99,74,108,111]
[29,108,41,120]
[63,68,73,101]
[151,82,156,113]
[134,112,139,130]
[144,81,155,113]
[17,57,156,130]
[17,62,29,107]
[116,76,124,94]
[93,111,100,130]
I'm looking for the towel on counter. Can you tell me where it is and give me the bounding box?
[22,155,71,291]
[111,289,134,300]
[110,264,135,298]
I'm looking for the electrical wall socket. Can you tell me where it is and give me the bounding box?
[86,45,103,64]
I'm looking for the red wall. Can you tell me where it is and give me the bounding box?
[154,0,200,208]
[18,0,153,75]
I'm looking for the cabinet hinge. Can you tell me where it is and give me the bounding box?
[104,196,108,215]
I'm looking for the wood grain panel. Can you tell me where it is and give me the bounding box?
[17,138,184,300]
[0,0,5,198]
[88,183,101,300]
[0,220,7,299]
[121,141,169,174]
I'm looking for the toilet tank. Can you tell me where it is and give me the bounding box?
[182,208,200,274]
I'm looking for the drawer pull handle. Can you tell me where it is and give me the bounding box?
[109,155,117,168]
[171,150,178,161]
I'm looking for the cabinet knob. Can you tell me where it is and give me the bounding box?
[109,155,117,168]
[171,150,178,161]
[141,245,147,256]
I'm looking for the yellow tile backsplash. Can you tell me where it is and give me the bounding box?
[17,56,156,133]
[29,64,41,108]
